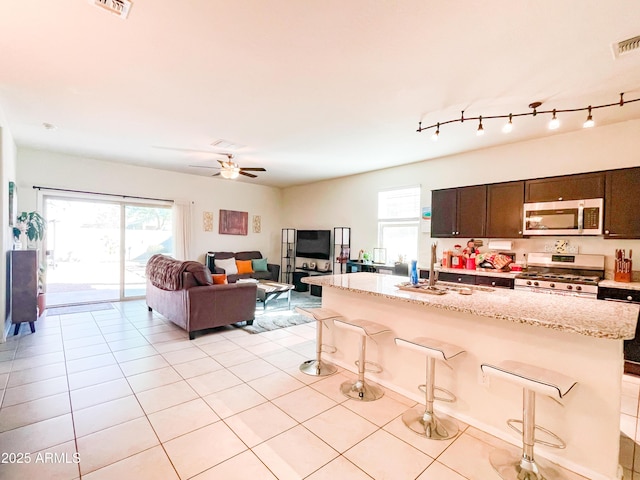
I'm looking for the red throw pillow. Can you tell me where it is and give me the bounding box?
[211,274,228,284]
[236,260,254,274]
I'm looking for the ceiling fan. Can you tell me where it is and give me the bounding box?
[189,153,266,179]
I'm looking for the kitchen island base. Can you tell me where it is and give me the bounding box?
[315,282,628,480]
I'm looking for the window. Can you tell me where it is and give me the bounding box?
[378,186,420,263]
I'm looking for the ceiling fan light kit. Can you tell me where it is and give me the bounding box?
[188,153,266,180]
[417,92,640,140]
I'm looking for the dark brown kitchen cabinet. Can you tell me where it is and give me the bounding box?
[431,188,457,237]
[486,181,524,238]
[604,167,640,239]
[524,172,605,203]
[431,185,486,238]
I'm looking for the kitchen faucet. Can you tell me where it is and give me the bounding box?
[429,242,439,287]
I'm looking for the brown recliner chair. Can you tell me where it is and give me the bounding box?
[145,254,257,339]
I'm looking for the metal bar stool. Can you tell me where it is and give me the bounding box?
[295,307,340,376]
[333,318,392,401]
[481,360,577,480]
[394,337,465,440]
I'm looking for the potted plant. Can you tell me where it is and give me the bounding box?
[13,211,46,249]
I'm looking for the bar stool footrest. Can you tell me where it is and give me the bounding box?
[506,419,566,449]
[355,360,383,374]
[418,384,457,403]
[321,344,337,354]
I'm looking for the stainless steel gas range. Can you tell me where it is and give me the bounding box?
[514,252,605,299]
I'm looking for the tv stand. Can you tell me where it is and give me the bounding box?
[295,268,332,296]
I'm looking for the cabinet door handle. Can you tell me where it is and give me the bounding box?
[558,197,563,201]
[518,231,522,235]
[458,278,462,282]
[628,296,634,301]
[452,231,456,235]
[605,230,610,234]
[491,282,496,286]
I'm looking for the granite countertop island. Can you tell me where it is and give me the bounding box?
[303,272,638,339]
[302,272,637,479]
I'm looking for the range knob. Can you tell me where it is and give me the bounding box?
[566,285,573,290]
[526,281,532,286]
[549,283,555,288]
[533,281,539,287]
[575,286,582,291]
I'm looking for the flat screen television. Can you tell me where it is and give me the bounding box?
[296,230,331,260]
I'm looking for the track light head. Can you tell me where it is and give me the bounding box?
[431,123,440,141]
[548,109,560,130]
[502,114,513,133]
[583,106,595,128]
[477,116,485,136]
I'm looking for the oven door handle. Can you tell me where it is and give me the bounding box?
[577,202,584,232]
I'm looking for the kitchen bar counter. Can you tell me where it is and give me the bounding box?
[302,272,637,480]
[303,272,637,339]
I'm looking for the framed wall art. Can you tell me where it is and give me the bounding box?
[219,209,248,235]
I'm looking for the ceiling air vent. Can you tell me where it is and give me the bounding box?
[90,0,132,19]
[612,35,640,58]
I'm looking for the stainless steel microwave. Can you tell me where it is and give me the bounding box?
[523,198,603,235]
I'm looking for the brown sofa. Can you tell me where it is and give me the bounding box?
[206,251,280,283]
[145,254,257,339]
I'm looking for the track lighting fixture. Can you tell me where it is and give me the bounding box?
[548,109,560,130]
[416,92,640,140]
[502,114,513,133]
[583,106,595,128]
[477,116,484,136]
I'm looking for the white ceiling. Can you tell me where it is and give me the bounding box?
[1,1,640,187]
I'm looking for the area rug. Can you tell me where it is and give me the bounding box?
[46,303,114,316]
[241,291,322,334]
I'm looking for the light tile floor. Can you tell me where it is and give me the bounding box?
[0,300,634,479]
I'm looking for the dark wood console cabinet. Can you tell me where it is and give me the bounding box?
[10,250,38,335]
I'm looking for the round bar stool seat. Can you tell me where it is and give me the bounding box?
[333,318,392,401]
[394,336,465,440]
[295,307,341,377]
[481,360,577,480]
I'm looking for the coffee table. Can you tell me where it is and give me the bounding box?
[256,281,295,310]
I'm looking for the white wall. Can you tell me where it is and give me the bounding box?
[1,111,18,340]
[17,149,284,266]
[282,119,640,273]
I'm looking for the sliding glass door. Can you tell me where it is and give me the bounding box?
[123,205,172,298]
[44,195,172,306]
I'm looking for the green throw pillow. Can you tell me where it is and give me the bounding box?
[252,258,269,272]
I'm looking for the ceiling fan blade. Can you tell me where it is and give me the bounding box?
[239,171,258,178]
[239,167,266,172]
[189,165,220,169]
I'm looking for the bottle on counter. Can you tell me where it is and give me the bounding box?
[451,245,464,269]
[410,259,419,285]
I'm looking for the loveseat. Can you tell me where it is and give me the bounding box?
[146,254,257,339]
[206,251,280,284]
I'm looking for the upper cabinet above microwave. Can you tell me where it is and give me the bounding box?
[524,172,605,203]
